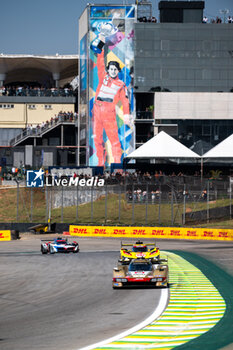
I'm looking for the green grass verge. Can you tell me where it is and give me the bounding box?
[1,189,233,228]
[170,251,233,350]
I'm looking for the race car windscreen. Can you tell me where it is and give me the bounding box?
[132,246,148,252]
[129,263,152,271]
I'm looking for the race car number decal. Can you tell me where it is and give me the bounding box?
[136,253,146,257]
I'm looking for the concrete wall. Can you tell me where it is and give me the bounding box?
[0,102,74,128]
[52,186,115,209]
[154,92,233,120]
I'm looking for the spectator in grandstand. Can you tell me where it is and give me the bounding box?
[202,16,208,23]
[0,85,7,96]
[201,189,207,200]
[151,191,155,204]
[142,190,147,202]
[16,86,23,96]
[127,190,133,201]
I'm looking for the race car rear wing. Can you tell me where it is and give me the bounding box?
[40,237,67,242]
[121,241,156,247]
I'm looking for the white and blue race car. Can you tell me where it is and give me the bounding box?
[41,237,79,254]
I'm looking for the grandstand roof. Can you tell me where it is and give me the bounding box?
[0,54,79,86]
[202,134,233,158]
[126,131,200,159]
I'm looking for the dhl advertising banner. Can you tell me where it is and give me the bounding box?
[0,230,12,241]
[69,225,233,241]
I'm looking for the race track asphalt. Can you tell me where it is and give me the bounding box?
[0,235,233,350]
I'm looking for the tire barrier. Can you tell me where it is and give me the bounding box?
[11,230,20,240]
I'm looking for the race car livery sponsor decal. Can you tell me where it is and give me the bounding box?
[0,230,11,241]
[69,225,233,241]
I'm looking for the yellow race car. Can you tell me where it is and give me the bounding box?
[119,240,160,264]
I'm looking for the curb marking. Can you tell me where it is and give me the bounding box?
[79,252,226,350]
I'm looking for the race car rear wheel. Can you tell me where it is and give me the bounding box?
[41,246,47,254]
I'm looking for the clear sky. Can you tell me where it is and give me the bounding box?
[0,0,232,55]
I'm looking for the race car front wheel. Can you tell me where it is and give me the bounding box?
[49,246,55,254]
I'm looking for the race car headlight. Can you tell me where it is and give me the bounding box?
[151,278,163,282]
[115,278,127,282]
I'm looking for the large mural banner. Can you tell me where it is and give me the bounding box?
[88,5,135,167]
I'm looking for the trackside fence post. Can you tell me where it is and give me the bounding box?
[229,177,232,219]
[105,184,108,224]
[207,180,210,224]
[30,187,33,222]
[91,186,94,223]
[145,182,148,226]
[171,185,174,225]
[76,186,79,221]
[158,184,161,225]
[183,184,186,225]
[61,186,63,223]
[45,185,48,223]
[118,186,121,223]
[132,183,135,226]
[16,181,19,222]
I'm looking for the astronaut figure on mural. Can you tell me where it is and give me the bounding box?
[91,23,133,166]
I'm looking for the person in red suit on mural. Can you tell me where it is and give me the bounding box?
[93,48,132,166]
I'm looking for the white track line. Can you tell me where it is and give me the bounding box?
[77,288,169,350]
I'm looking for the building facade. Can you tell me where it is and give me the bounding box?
[134,1,233,155]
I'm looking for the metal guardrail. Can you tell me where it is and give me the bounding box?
[10,114,78,146]
[135,111,154,120]
[0,88,76,98]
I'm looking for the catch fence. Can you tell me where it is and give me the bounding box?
[1,176,232,227]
